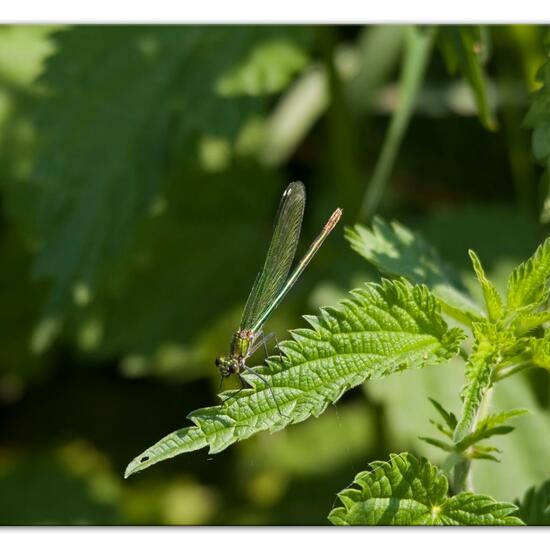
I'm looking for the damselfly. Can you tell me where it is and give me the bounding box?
[215,181,342,411]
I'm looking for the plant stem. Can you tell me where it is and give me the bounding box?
[451,385,494,494]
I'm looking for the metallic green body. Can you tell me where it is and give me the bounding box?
[230,330,252,358]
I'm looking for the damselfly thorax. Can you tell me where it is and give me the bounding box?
[215,329,260,377]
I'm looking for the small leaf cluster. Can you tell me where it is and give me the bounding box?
[420,398,528,463]
[347,220,550,445]
[453,243,550,441]
[346,216,550,520]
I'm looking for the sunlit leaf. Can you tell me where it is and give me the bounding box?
[453,323,497,443]
[468,250,503,322]
[125,280,464,477]
[455,408,529,451]
[328,453,522,525]
[507,235,550,311]
[346,217,483,324]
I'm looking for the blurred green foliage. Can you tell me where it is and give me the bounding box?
[0,24,549,525]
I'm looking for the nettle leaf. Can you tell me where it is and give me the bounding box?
[418,436,455,453]
[125,280,464,478]
[422,399,526,462]
[420,398,456,450]
[345,218,483,325]
[81,165,284,359]
[530,334,550,370]
[469,445,502,462]
[512,310,550,336]
[27,26,309,314]
[428,397,458,434]
[328,453,522,525]
[515,480,550,525]
[507,236,550,311]
[455,408,529,452]
[468,250,503,322]
[438,26,496,131]
[453,324,497,443]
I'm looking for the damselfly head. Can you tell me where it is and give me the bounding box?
[215,356,238,377]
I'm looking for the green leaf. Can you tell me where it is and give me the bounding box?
[346,217,483,325]
[359,26,436,219]
[438,26,496,131]
[79,164,284,359]
[328,453,522,525]
[515,480,550,525]
[27,26,308,315]
[125,279,464,478]
[428,419,453,438]
[427,397,457,431]
[423,400,526,463]
[419,398,456,448]
[507,236,550,310]
[418,436,455,453]
[469,445,502,462]
[368,354,550,502]
[530,334,550,370]
[455,408,529,451]
[217,38,309,96]
[453,324,497,443]
[512,310,550,336]
[468,250,503,322]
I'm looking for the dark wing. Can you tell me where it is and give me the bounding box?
[239,181,305,331]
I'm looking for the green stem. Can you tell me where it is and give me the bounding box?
[359,25,436,222]
[451,385,494,494]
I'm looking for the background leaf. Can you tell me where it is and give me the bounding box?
[23,25,310,318]
[438,26,497,130]
[525,31,550,166]
[515,479,550,525]
[346,217,483,323]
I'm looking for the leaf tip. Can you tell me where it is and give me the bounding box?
[124,453,151,479]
